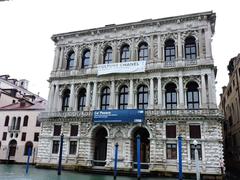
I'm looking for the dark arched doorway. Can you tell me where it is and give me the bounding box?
[8,139,17,159]
[24,141,33,156]
[93,127,108,166]
[132,127,150,169]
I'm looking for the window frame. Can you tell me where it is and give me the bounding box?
[164,39,175,62]
[70,124,78,136]
[66,51,75,70]
[69,141,78,155]
[165,83,177,110]
[62,89,70,111]
[21,132,26,141]
[23,115,28,127]
[137,85,148,109]
[118,85,128,109]
[78,88,86,111]
[166,124,176,138]
[104,47,113,64]
[34,132,39,142]
[189,125,201,139]
[166,143,177,159]
[100,87,110,110]
[185,36,196,60]
[190,144,202,160]
[53,125,61,136]
[82,50,90,68]
[120,45,130,62]
[52,140,60,154]
[138,43,148,61]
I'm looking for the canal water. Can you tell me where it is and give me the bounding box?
[0,164,178,180]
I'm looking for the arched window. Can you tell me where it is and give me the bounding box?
[165,83,177,110]
[78,88,86,111]
[138,42,148,61]
[137,85,148,109]
[66,51,75,70]
[119,85,128,109]
[4,116,9,126]
[62,89,70,111]
[185,36,196,60]
[120,45,130,62]
[186,81,199,109]
[82,50,90,68]
[104,47,112,64]
[23,115,29,126]
[101,87,110,110]
[16,117,21,130]
[24,141,33,156]
[165,39,175,61]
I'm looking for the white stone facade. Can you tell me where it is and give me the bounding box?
[37,11,224,177]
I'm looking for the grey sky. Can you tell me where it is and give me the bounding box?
[0,0,239,104]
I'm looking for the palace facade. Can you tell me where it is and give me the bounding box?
[37,11,223,178]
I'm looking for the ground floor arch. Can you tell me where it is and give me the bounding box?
[8,139,17,158]
[92,126,108,166]
[132,127,150,169]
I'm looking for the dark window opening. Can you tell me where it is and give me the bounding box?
[23,115,28,126]
[21,132,26,141]
[62,89,70,111]
[2,132,7,141]
[69,141,77,155]
[137,85,148,109]
[190,144,202,160]
[53,125,61,136]
[52,140,59,154]
[166,124,176,138]
[187,81,199,109]
[78,88,86,111]
[66,51,75,70]
[70,125,78,136]
[34,133,39,142]
[24,141,33,156]
[4,116,9,126]
[190,125,201,139]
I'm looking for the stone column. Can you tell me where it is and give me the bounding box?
[179,76,184,108]
[128,79,134,109]
[150,35,154,62]
[73,46,78,69]
[53,84,59,111]
[53,47,60,71]
[199,30,204,59]
[148,78,154,109]
[85,83,91,110]
[201,74,207,108]
[177,32,182,60]
[113,42,118,63]
[157,35,161,61]
[131,39,135,61]
[110,80,115,109]
[162,89,166,109]
[69,83,75,111]
[90,43,94,67]
[157,77,162,109]
[205,27,211,59]
[47,84,55,112]
[208,71,217,108]
[91,81,97,110]
[58,47,64,70]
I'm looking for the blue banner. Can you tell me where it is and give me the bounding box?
[93,109,145,123]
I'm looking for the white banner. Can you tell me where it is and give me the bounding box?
[97,61,146,76]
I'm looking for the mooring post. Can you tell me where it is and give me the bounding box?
[114,143,119,180]
[137,135,141,180]
[178,135,183,180]
[58,133,64,175]
[26,146,31,174]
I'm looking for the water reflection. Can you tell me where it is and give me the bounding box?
[0,164,177,180]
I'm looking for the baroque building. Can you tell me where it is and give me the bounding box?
[37,11,223,178]
[220,53,240,176]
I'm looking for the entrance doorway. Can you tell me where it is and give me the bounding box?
[8,139,17,159]
[132,127,150,169]
[93,127,108,166]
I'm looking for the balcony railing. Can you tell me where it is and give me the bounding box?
[8,126,21,132]
[39,109,223,120]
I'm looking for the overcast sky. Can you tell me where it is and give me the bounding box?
[0,0,240,104]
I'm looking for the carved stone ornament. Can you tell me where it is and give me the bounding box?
[183,75,201,87]
[134,79,150,91]
[161,77,179,89]
[161,33,178,45]
[59,84,70,96]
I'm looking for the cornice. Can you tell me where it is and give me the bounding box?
[51,11,215,43]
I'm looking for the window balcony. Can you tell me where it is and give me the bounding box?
[8,126,21,132]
